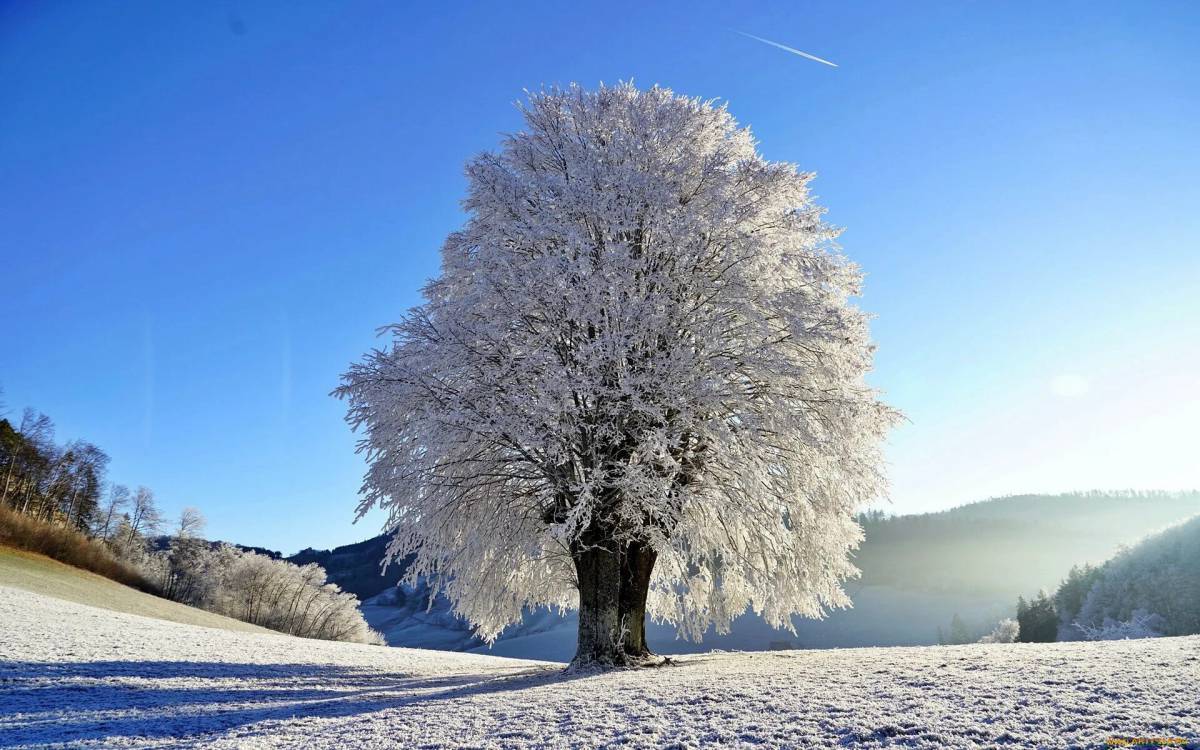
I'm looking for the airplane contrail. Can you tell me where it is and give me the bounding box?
[736,30,838,68]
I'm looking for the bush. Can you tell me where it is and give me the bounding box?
[0,504,158,593]
[977,618,1019,644]
[142,539,384,645]
[1075,609,1165,641]
[2,504,382,645]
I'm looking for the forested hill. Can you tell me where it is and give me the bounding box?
[854,491,1200,596]
[287,534,406,601]
[1057,513,1200,639]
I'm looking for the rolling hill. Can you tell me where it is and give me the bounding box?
[286,491,1198,659]
[1058,513,1200,639]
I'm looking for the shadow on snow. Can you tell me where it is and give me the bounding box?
[0,659,580,746]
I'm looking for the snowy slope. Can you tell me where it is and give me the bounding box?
[0,547,270,635]
[3,585,1198,749]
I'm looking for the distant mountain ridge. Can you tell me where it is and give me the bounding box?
[288,534,406,601]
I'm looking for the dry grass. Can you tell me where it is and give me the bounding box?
[0,505,158,593]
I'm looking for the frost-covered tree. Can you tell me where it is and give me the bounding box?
[175,506,205,539]
[213,548,383,644]
[977,618,1018,644]
[1074,609,1165,641]
[1067,514,1200,638]
[338,84,896,666]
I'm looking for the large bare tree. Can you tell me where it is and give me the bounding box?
[338,84,896,666]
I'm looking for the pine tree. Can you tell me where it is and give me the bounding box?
[1017,591,1058,642]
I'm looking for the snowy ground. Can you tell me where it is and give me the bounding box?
[2,585,1197,749]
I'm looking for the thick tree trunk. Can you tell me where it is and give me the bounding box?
[619,541,657,659]
[571,535,658,668]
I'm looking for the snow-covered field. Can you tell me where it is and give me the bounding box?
[2,586,1197,749]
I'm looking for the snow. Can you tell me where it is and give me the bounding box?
[3,585,1198,748]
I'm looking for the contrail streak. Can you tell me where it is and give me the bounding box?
[736,30,838,68]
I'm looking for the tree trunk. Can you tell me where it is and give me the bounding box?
[1,450,19,505]
[619,541,657,660]
[571,535,658,667]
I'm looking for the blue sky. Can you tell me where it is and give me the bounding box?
[2,1,1197,554]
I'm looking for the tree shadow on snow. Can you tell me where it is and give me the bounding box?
[0,659,584,747]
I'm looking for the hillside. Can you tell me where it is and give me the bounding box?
[293,491,1199,657]
[288,534,403,600]
[3,585,1197,749]
[0,546,269,635]
[1059,514,1200,639]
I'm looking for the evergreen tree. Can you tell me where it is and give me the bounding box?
[949,613,970,645]
[1054,564,1102,630]
[1017,590,1058,642]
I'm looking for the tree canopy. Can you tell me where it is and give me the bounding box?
[338,83,896,663]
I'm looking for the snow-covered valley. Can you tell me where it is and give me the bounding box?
[313,494,1200,661]
[361,583,1010,661]
[3,584,1197,749]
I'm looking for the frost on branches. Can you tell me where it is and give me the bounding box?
[978,618,1019,644]
[337,83,897,666]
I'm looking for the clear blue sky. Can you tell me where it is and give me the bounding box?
[3,1,1197,554]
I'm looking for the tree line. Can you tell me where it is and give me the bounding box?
[1,409,111,533]
[0,399,382,645]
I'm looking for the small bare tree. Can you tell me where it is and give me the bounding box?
[123,486,162,548]
[94,484,131,541]
[175,506,205,539]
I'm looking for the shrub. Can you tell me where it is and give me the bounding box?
[209,547,384,645]
[1074,609,1165,641]
[977,618,1019,644]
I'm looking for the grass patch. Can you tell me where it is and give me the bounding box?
[0,546,271,633]
[0,505,157,593]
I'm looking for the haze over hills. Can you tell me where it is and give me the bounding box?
[853,490,1200,594]
[270,491,1198,660]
